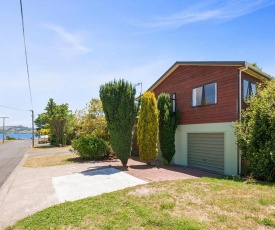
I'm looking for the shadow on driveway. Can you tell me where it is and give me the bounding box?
[79,166,121,176]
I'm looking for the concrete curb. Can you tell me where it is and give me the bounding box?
[0,145,30,209]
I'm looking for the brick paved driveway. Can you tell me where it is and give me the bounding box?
[101,157,218,182]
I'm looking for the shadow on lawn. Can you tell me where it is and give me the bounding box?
[246,181,275,187]
[216,175,275,187]
[66,156,87,163]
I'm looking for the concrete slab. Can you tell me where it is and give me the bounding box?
[0,163,146,229]
[52,167,147,202]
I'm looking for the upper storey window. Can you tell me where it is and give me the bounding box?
[243,79,257,101]
[192,82,217,107]
[170,93,176,112]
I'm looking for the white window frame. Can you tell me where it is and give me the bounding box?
[192,82,217,107]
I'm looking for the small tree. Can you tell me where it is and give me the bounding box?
[99,79,138,166]
[236,80,275,181]
[35,98,76,146]
[137,91,158,165]
[157,93,180,164]
[75,99,109,141]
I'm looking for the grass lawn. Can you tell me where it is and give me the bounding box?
[24,143,84,167]
[6,177,275,230]
[23,152,82,167]
[30,144,71,152]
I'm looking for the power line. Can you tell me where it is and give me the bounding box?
[19,0,33,110]
[0,104,30,112]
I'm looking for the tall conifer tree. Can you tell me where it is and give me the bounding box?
[100,79,138,166]
[157,93,180,164]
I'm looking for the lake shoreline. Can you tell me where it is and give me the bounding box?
[4,133,37,140]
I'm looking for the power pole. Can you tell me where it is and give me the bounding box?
[0,117,9,143]
[30,110,34,147]
[135,82,143,96]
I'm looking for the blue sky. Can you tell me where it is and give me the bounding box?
[1,0,275,127]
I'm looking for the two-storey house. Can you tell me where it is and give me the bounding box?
[149,61,272,175]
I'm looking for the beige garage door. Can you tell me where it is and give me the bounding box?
[188,133,224,174]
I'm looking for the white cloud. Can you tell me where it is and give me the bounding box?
[45,24,91,55]
[139,0,275,29]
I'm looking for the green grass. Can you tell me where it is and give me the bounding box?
[254,218,275,227]
[6,177,275,230]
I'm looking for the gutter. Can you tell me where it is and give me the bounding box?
[238,63,248,175]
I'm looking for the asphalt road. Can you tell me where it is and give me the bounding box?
[0,140,31,187]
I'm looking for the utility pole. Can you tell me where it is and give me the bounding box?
[0,117,9,144]
[30,110,34,147]
[135,82,142,96]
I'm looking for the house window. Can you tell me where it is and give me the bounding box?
[192,82,217,107]
[243,79,257,101]
[170,93,176,112]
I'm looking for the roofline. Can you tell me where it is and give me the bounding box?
[148,61,273,91]
[243,62,273,80]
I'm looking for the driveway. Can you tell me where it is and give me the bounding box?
[0,149,217,229]
[0,162,146,229]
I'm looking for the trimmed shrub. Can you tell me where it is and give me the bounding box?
[235,80,275,181]
[99,79,138,166]
[157,93,180,164]
[137,91,158,165]
[72,136,109,160]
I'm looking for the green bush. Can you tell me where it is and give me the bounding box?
[235,80,275,181]
[72,136,109,160]
[157,93,180,164]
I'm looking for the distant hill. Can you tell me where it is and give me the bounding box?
[0,125,32,134]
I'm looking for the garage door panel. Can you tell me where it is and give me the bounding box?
[189,154,224,162]
[188,157,224,166]
[188,146,224,153]
[188,149,224,157]
[188,133,224,174]
[189,158,224,167]
[189,133,223,138]
[188,147,224,156]
[190,163,224,173]
[190,161,224,169]
[189,139,224,144]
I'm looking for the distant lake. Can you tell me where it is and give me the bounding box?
[4,133,37,140]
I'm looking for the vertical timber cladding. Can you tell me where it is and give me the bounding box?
[188,133,225,174]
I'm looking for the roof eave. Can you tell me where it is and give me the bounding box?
[148,62,180,91]
[243,62,273,80]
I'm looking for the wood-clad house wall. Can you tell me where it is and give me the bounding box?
[153,65,242,125]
